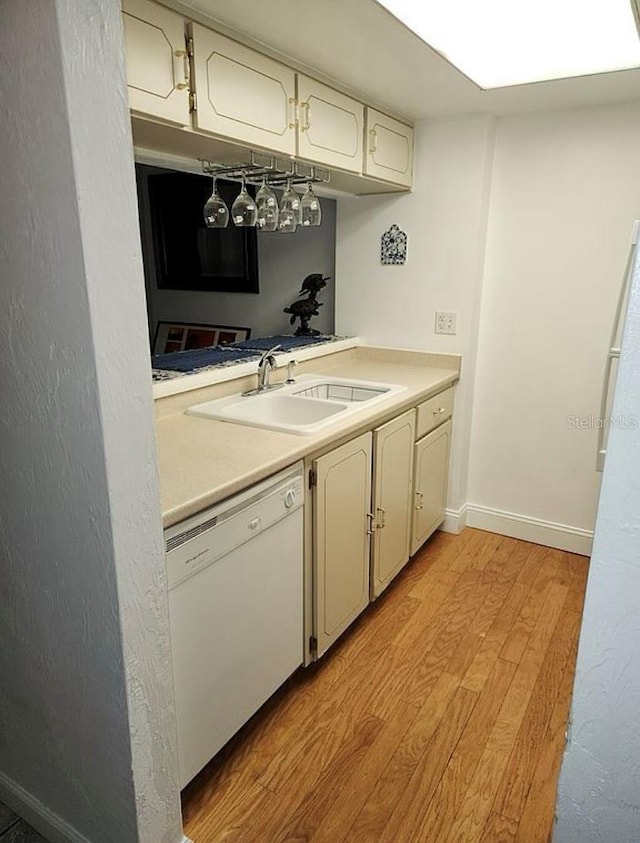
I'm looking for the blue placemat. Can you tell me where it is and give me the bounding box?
[151,346,260,373]
[230,335,336,352]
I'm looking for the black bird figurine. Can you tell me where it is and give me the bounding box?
[284,274,331,336]
[298,273,328,298]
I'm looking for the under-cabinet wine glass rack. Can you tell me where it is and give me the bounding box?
[201,151,331,187]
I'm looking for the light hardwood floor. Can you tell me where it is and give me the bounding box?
[182,527,589,843]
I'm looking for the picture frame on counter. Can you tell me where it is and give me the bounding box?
[153,321,251,354]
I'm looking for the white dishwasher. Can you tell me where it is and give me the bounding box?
[165,462,304,788]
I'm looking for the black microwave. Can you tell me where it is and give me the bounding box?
[143,167,259,294]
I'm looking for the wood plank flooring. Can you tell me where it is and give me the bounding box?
[182,528,589,843]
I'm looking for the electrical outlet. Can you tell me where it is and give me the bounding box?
[435,311,458,335]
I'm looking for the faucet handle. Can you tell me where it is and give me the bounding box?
[261,343,281,360]
[286,359,298,384]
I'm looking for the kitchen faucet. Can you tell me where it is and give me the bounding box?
[242,344,283,396]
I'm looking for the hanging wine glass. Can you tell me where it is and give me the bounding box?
[301,182,322,227]
[203,176,229,228]
[231,175,257,227]
[277,208,297,233]
[278,179,300,233]
[255,177,279,231]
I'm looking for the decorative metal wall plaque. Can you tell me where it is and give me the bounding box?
[380,224,407,265]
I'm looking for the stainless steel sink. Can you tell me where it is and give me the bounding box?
[186,375,407,435]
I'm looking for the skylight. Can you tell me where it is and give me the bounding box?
[376,0,640,89]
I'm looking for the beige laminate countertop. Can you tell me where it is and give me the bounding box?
[155,345,461,528]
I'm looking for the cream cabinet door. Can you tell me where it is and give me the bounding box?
[364,108,414,188]
[121,0,190,127]
[371,410,415,599]
[190,24,296,155]
[313,432,372,658]
[411,420,452,556]
[297,75,363,173]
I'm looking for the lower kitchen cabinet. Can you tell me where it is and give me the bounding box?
[313,431,372,658]
[311,387,454,659]
[371,409,415,598]
[411,419,452,555]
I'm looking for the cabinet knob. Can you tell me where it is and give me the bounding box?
[366,512,376,535]
[376,507,386,529]
[433,407,446,415]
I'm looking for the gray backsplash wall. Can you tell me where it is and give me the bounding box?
[136,165,336,345]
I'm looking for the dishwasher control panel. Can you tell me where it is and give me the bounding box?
[165,463,304,590]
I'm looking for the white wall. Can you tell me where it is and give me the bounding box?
[336,103,640,551]
[0,2,183,842]
[554,232,640,841]
[467,102,640,552]
[136,166,337,343]
[336,114,496,521]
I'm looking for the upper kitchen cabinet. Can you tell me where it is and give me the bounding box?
[189,25,296,156]
[121,0,191,127]
[364,108,414,188]
[297,76,363,174]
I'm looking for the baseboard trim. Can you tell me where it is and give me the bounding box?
[0,770,192,843]
[0,770,93,843]
[465,503,593,555]
[441,505,468,534]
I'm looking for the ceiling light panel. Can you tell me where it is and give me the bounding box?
[377,0,640,88]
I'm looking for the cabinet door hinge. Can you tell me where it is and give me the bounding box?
[189,90,197,113]
[309,635,318,655]
[186,35,194,58]
[309,468,317,489]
